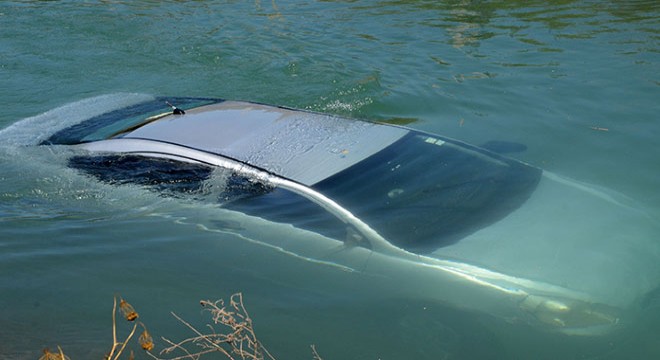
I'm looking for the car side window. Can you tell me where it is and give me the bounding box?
[70,154,357,244]
[226,187,360,245]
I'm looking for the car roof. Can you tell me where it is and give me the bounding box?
[122,101,409,186]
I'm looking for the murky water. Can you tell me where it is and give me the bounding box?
[1,1,659,359]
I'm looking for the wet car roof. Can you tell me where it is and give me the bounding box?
[124,101,408,186]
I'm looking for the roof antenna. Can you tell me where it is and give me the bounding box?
[166,101,185,115]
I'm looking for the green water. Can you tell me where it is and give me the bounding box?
[0,1,659,359]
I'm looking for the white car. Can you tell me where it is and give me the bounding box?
[40,95,660,336]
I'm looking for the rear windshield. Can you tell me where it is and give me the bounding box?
[225,132,541,253]
[41,97,222,145]
[312,133,542,253]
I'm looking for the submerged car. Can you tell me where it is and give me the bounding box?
[39,95,660,336]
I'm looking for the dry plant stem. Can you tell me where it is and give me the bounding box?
[311,345,323,360]
[108,296,138,360]
[39,346,71,360]
[114,323,138,360]
[150,342,219,360]
[156,337,199,359]
[149,314,235,360]
[57,346,65,359]
[108,296,119,359]
[203,294,273,360]
[167,311,236,360]
[153,293,276,360]
[203,295,271,360]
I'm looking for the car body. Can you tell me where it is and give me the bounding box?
[40,95,660,336]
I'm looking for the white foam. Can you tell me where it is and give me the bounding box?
[0,93,155,147]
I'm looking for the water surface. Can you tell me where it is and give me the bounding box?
[1,1,659,359]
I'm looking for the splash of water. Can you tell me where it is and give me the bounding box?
[0,93,154,147]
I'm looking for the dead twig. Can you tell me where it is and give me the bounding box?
[152,293,276,360]
[107,296,139,360]
[42,292,322,360]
